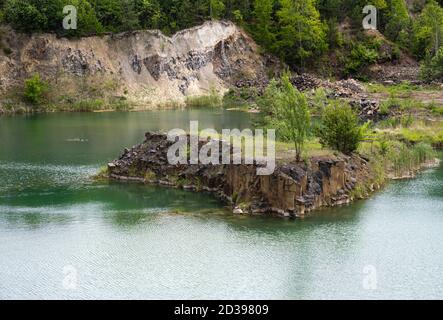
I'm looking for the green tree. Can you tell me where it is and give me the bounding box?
[36,0,64,31]
[252,0,275,48]
[271,74,311,162]
[4,0,47,32]
[136,0,163,30]
[210,0,225,19]
[384,0,411,47]
[346,0,387,26]
[90,0,124,32]
[275,0,328,69]
[317,101,365,155]
[61,0,103,36]
[317,0,344,19]
[120,0,141,31]
[326,18,344,49]
[412,0,443,58]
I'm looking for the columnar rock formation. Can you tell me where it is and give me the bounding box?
[107,132,376,218]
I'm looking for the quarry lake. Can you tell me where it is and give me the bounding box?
[0,110,442,299]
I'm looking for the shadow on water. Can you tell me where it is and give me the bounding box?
[99,182,228,228]
[0,176,228,229]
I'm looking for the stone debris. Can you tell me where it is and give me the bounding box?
[324,79,364,98]
[234,77,269,95]
[290,74,364,98]
[349,98,382,121]
[290,74,322,91]
[287,73,383,121]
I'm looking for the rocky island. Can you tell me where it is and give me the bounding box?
[104,131,438,218]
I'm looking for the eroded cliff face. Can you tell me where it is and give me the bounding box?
[106,132,377,218]
[0,21,271,106]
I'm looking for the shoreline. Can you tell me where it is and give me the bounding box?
[106,156,441,218]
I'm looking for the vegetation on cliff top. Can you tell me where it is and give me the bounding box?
[1,0,443,79]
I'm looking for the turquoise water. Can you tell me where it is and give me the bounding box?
[0,110,442,299]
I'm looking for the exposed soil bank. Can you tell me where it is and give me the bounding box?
[104,132,437,218]
[0,21,274,110]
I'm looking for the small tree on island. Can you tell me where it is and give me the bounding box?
[270,73,311,162]
[317,101,366,155]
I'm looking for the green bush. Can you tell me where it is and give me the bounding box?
[345,42,379,75]
[23,73,47,105]
[317,101,365,154]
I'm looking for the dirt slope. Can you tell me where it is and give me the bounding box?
[0,21,271,107]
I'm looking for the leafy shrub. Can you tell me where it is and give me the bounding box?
[345,43,379,75]
[232,9,243,24]
[23,73,47,105]
[317,101,366,154]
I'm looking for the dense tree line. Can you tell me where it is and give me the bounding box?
[1,0,443,77]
